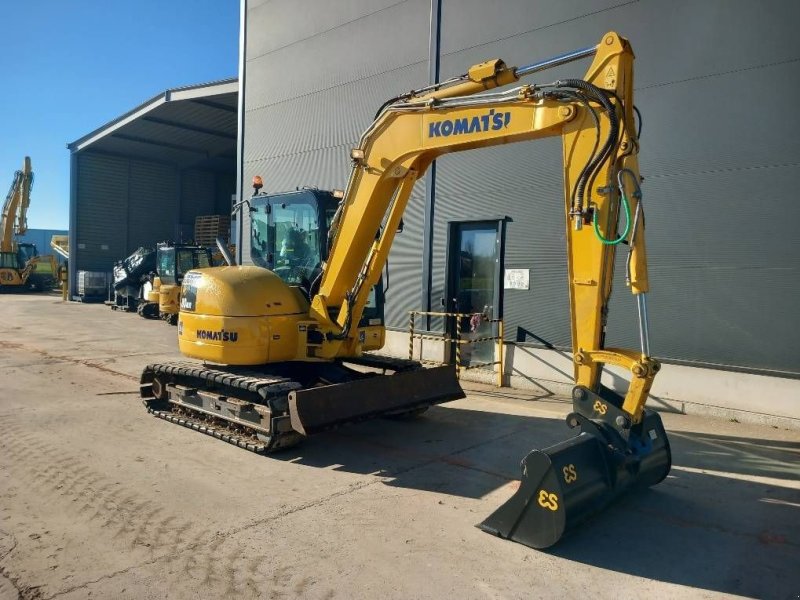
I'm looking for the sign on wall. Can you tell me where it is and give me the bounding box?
[504,268,530,290]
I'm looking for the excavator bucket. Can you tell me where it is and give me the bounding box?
[478,386,671,549]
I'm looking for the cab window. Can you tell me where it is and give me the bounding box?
[251,197,323,286]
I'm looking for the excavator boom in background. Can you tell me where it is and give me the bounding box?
[141,32,671,549]
[0,157,58,291]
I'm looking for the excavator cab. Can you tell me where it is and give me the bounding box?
[16,242,38,265]
[250,189,330,288]
[157,244,213,287]
[154,243,213,324]
[249,188,385,331]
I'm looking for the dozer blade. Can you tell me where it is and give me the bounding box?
[288,365,465,436]
[478,386,671,549]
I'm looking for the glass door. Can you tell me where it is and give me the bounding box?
[446,221,502,367]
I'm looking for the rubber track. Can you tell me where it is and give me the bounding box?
[147,406,271,453]
[141,362,304,453]
[140,355,425,454]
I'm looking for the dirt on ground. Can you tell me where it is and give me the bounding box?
[0,294,798,599]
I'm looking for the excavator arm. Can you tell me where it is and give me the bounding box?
[1,157,33,253]
[306,33,671,548]
[311,32,655,424]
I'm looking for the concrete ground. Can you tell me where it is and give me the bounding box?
[0,293,798,600]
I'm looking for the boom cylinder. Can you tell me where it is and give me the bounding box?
[515,45,597,77]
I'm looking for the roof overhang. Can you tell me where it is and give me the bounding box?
[68,79,238,172]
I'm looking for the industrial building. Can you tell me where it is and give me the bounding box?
[67,79,238,296]
[68,0,799,422]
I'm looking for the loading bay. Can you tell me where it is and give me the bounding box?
[0,294,798,599]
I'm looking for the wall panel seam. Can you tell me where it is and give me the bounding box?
[248,0,411,61]
[439,0,637,58]
[245,59,427,114]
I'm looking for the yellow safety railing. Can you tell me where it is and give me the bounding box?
[408,310,504,387]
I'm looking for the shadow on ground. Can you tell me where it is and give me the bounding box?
[270,404,800,597]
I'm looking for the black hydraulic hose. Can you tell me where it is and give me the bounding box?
[549,89,601,219]
[603,88,627,146]
[634,105,643,138]
[556,79,619,214]
[308,268,323,298]
[374,94,409,120]
[327,293,354,341]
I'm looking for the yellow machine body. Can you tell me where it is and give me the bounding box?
[145,276,161,303]
[158,282,181,317]
[178,266,383,364]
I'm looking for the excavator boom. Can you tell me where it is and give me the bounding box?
[1,157,57,291]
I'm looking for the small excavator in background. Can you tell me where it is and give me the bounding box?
[141,32,671,549]
[0,157,58,291]
[138,242,213,324]
[110,242,214,324]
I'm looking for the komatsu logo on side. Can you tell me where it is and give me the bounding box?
[428,109,511,138]
[196,329,239,342]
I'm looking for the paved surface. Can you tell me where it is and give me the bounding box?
[0,293,798,600]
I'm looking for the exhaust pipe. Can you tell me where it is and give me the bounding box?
[216,237,236,266]
[478,385,671,549]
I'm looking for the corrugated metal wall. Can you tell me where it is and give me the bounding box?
[435,0,800,374]
[242,0,800,375]
[75,153,130,271]
[75,152,235,272]
[241,0,430,327]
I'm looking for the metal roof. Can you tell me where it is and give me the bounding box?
[68,79,238,172]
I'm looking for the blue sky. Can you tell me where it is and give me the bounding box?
[0,0,239,230]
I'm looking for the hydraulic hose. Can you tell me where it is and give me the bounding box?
[556,79,619,216]
[592,194,630,245]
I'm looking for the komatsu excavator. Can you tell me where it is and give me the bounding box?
[139,242,213,324]
[0,157,58,291]
[141,32,671,548]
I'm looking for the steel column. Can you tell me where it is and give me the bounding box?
[421,0,442,330]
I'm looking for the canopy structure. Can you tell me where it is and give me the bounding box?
[67,79,238,298]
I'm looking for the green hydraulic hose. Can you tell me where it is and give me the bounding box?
[593,193,631,245]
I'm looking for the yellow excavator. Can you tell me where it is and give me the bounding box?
[139,242,214,324]
[0,157,58,291]
[141,32,671,548]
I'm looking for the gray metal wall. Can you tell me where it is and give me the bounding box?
[16,228,68,264]
[74,152,235,272]
[242,0,800,375]
[241,0,430,327]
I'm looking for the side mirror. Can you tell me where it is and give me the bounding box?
[397,218,404,234]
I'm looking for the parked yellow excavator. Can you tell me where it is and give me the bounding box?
[139,242,213,324]
[0,157,58,291]
[141,32,671,548]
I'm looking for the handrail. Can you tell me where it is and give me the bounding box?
[408,310,504,387]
